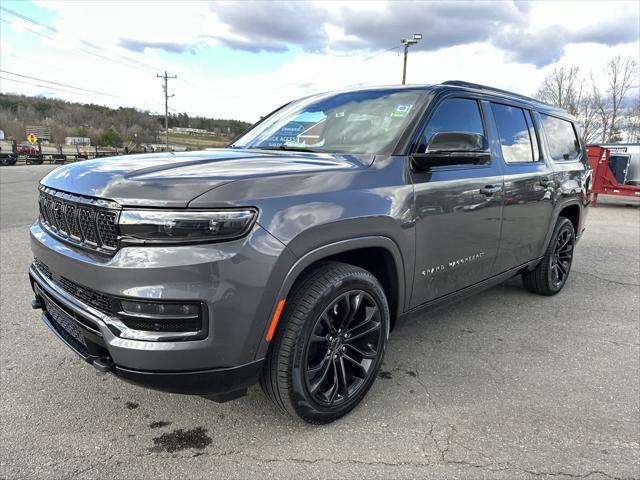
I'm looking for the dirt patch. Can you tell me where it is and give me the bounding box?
[150,427,212,453]
[149,421,172,429]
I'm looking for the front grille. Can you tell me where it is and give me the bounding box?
[58,276,113,314]
[33,257,52,279]
[39,187,120,254]
[34,258,113,314]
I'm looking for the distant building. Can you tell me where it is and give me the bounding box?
[26,125,51,140]
[168,127,211,136]
[65,137,91,146]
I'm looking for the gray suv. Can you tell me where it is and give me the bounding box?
[29,81,589,423]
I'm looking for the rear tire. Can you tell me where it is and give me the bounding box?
[260,261,390,424]
[522,217,575,295]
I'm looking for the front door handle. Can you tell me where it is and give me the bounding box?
[480,185,501,196]
[539,176,554,187]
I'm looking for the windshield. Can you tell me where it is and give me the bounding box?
[231,89,426,155]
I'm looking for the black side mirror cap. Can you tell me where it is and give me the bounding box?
[413,132,491,169]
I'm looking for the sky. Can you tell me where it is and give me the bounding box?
[0,0,638,123]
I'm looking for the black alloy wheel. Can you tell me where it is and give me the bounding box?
[260,261,389,424]
[522,216,576,295]
[550,224,574,289]
[303,290,382,407]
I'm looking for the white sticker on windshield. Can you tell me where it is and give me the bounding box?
[391,104,413,118]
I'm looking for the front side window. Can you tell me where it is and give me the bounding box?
[420,98,484,151]
[539,114,581,162]
[231,89,427,155]
[491,104,536,163]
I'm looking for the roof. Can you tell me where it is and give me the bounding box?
[310,81,570,118]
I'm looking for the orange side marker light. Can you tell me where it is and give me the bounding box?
[265,299,286,341]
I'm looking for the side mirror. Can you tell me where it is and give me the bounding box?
[412,132,490,169]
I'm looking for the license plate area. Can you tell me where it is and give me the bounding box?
[42,297,90,356]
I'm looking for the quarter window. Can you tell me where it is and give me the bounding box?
[539,114,581,162]
[491,104,536,163]
[420,98,484,151]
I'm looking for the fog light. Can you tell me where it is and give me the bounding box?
[118,300,204,335]
[120,300,198,318]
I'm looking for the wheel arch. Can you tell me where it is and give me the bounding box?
[254,236,406,360]
[558,203,580,234]
[536,199,583,262]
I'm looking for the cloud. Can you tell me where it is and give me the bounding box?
[3,0,638,123]
[208,0,638,67]
[119,39,197,54]
[210,1,329,52]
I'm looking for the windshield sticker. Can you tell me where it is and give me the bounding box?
[391,104,413,118]
[335,111,345,118]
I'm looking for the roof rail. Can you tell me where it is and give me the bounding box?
[441,80,546,106]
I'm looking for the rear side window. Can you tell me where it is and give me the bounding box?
[420,98,484,150]
[491,103,537,163]
[539,114,581,161]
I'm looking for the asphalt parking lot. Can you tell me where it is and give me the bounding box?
[1,164,638,480]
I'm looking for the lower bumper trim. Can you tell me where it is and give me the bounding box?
[115,359,264,396]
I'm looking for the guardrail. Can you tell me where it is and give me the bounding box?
[0,150,128,166]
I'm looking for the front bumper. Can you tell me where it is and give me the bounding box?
[30,264,263,396]
[29,220,296,396]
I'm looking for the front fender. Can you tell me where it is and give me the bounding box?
[252,235,407,360]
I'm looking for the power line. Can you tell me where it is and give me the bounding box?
[0,69,123,97]
[0,6,57,32]
[0,75,113,99]
[0,73,166,112]
[0,8,158,75]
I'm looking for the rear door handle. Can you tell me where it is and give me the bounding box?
[539,177,554,187]
[480,185,501,196]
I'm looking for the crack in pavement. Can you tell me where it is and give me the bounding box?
[572,270,640,287]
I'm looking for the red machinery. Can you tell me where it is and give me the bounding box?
[585,145,640,207]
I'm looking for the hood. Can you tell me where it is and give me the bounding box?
[40,149,371,207]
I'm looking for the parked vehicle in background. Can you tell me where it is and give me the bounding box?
[586,144,640,206]
[0,153,17,166]
[29,81,589,423]
[16,143,38,155]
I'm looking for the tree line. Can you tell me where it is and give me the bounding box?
[0,94,251,147]
[535,55,639,144]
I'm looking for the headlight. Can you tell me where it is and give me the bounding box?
[119,209,257,244]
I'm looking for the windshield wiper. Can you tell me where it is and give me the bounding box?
[252,145,324,153]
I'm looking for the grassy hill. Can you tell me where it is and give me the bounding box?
[0,93,250,149]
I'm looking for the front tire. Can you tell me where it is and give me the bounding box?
[260,261,390,424]
[522,217,576,295]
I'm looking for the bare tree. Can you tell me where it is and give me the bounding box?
[536,66,583,116]
[577,90,602,144]
[536,56,639,143]
[604,55,638,142]
[624,96,640,143]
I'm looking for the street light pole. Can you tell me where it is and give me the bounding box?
[401,33,422,85]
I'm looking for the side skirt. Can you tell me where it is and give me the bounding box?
[399,258,541,320]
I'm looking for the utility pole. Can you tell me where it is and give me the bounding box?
[401,33,422,85]
[157,70,177,151]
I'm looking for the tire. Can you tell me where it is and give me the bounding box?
[260,261,390,424]
[522,217,576,296]
[0,155,16,166]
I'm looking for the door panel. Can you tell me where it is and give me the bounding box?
[486,104,555,272]
[410,168,504,307]
[409,97,504,308]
